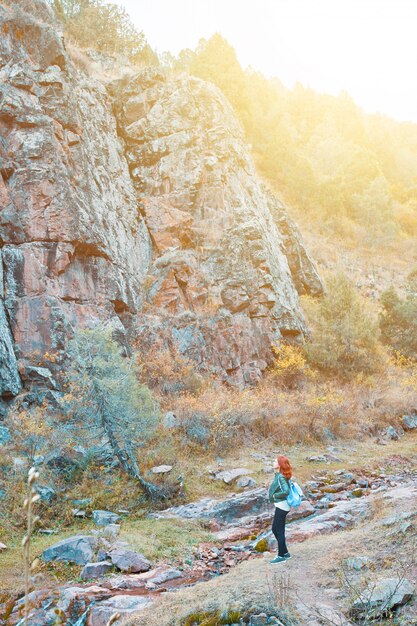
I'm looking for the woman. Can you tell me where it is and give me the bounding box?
[268,454,292,564]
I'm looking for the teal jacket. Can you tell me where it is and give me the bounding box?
[268,472,290,503]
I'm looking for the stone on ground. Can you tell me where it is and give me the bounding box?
[92,510,121,526]
[402,413,417,430]
[145,568,183,587]
[151,464,173,473]
[87,595,153,626]
[236,476,257,489]
[80,561,113,580]
[109,548,152,573]
[42,535,97,565]
[213,468,252,484]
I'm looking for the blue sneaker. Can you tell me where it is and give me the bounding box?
[269,555,287,564]
[283,552,292,560]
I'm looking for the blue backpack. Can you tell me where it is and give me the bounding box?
[286,479,303,507]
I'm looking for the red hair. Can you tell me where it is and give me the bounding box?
[277,455,292,480]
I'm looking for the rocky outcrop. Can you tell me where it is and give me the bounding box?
[0,0,322,396]
[0,297,21,396]
[112,69,321,384]
[149,487,272,524]
[0,0,151,394]
[270,195,323,297]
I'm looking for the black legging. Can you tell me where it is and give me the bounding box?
[272,507,289,556]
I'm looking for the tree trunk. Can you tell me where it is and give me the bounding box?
[93,383,165,500]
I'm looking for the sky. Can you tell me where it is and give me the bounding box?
[112,0,417,124]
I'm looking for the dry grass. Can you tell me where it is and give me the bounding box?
[119,518,214,563]
[295,210,417,300]
[147,366,416,460]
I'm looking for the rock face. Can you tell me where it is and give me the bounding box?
[271,197,323,297]
[0,0,322,397]
[113,69,322,385]
[0,0,151,393]
[0,293,21,396]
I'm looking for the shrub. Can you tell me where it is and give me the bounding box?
[379,271,417,358]
[135,345,203,397]
[304,273,385,378]
[49,0,158,65]
[271,343,312,389]
[5,405,53,464]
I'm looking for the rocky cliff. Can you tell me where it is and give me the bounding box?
[0,0,323,399]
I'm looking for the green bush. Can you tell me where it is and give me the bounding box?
[304,273,384,377]
[169,34,417,244]
[63,322,164,499]
[379,270,417,358]
[49,0,157,64]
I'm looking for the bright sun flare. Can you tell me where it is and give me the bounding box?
[113,0,417,123]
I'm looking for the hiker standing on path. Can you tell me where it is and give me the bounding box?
[268,454,293,564]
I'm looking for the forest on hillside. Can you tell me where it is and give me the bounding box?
[49,0,417,248]
[166,35,417,248]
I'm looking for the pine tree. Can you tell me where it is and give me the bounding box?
[64,323,165,500]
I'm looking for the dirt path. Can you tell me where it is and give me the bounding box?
[122,479,417,625]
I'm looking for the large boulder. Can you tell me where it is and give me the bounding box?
[42,535,97,565]
[149,487,270,525]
